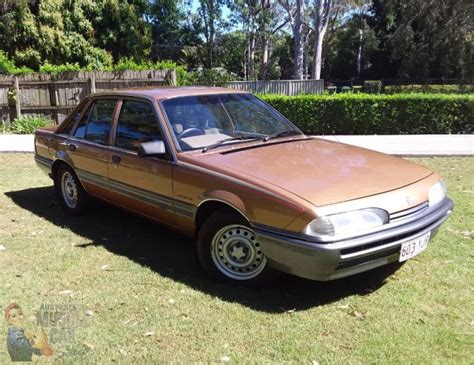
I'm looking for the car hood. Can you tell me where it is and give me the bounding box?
[191,138,433,207]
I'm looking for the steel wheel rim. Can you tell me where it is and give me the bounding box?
[211,224,266,280]
[61,171,78,208]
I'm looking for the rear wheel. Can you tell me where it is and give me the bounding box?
[54,164,89,215]
[197,209,274,285]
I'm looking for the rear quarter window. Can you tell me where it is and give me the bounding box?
[59,110,81,135]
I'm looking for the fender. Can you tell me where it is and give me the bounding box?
[50,152,88,192]
[197,190,249,222]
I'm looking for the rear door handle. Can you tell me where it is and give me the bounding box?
[112,155,121,164]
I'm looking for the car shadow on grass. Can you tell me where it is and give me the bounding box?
[6,186,403,313]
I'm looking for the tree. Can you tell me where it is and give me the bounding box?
[232,0,290,80]
[197,0,228,68]
[230,0,261,80]
[368,0,473,80]
[278,0,306,79]
[325,15,378,79]
[88,0,151,62]
[293,0,305,79]
[0,0,151,70]
[257,1,291,80]
[147,0,200,62]
[215,31,247,77]
[311,0,333,79]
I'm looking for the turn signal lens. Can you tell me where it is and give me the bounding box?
[428,180,447,207]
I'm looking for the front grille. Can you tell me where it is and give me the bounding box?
[336,247,400,270]
[390,202,429,222]
[340,225,428,256]
[338,202,432,257]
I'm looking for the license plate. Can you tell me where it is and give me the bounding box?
[399,232,431,262]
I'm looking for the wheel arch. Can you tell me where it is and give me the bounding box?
[194,197,251,237]
[51,159,87,191]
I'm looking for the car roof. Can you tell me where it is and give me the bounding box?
[89,86,248,101]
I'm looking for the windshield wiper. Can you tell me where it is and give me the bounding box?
[202,135,263,153]
[263,130,303,142]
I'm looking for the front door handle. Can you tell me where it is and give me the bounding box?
[68,143,77,151]
[112,155,121,164]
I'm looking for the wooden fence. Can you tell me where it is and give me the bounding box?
[0,69,176,124]
[222,79,324,95]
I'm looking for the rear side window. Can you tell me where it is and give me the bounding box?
[74,111,88,139]
[85,99,116,144]
[59,111,81,135]
[115,100,162,151]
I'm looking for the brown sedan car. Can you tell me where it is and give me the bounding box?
[34,87,453,284]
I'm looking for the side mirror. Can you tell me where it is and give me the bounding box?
[137,140,166,157]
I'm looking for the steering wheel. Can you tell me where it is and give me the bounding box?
[178,127,205,139]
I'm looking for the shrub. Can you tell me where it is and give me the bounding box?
[1,57,191,85]
[39,62,83,73]
[384,84,474,94]
[10,116,53,134]
[112,58,190,86]
[261,93,473,135]
[190,68,236,86]
[363,80,382,94]
[0,51,33,75]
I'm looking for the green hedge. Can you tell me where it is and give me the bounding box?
[384,84,474,94]
[1,56,191,85]
[261,93,473,135]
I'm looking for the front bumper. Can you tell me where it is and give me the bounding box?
[255,198,453,281]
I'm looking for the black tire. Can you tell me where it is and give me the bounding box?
[54,164,89,215]
[196,208,276,286]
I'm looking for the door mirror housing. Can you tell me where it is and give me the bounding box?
[137,140,166,157]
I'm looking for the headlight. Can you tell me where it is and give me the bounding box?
[304,208,389,238]
[428,180,447,207]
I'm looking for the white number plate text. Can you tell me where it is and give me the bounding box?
[399,232,431,262]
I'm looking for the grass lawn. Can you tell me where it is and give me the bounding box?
[0,154,472,363]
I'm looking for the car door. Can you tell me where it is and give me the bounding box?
[67,98,118,201]
[107,98,178,227]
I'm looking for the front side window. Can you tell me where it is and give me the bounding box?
[162,93,299,151]
[115,100,163,151]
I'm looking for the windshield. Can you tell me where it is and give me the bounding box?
[161,93,301,151]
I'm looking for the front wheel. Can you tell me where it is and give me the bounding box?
[196,209,275,285]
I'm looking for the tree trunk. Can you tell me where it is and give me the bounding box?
[258,0,271,81]
[311,0,332,80]
[293,0,305,79]
[357,28,363,77]
[312,29,325,79]
[247,33,255,80]
[260,36,269,80]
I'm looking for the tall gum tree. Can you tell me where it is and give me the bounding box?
[278,0,306,79]
[311,0,333,79]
